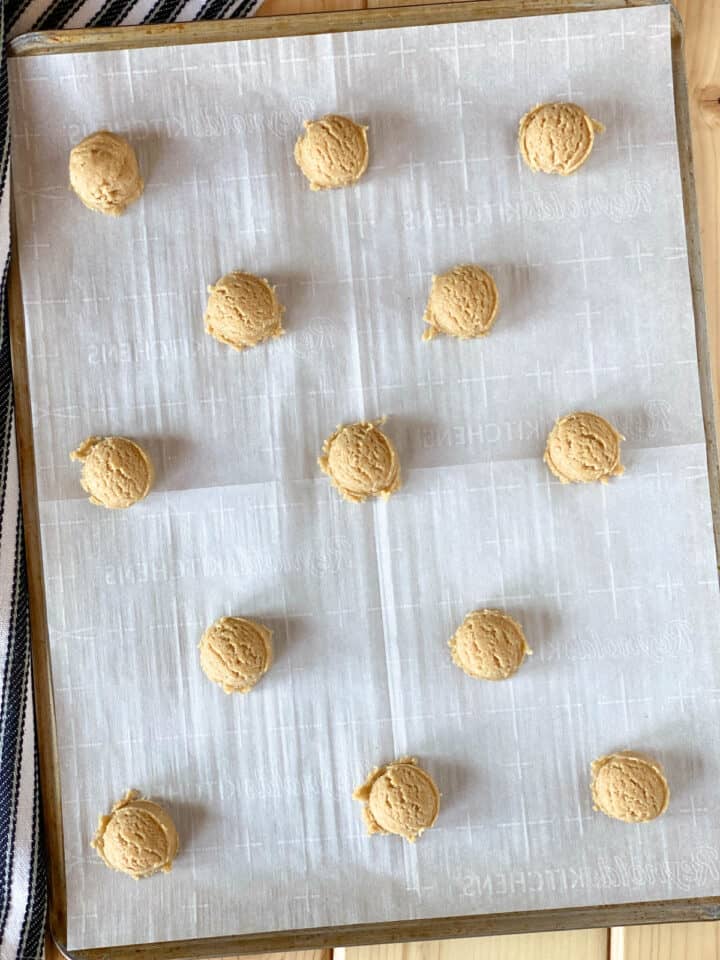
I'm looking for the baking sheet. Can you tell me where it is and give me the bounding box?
[10,3,720,951]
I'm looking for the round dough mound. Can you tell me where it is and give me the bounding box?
[92,790,179,878]
[422,264,499,341]
[199,616,273,694]
[518,102,603,175]
[70,436,153,509]
[204,271,284,351]
[353,757,440,842]
[318,419,401,503]
[69,130,144,215]
[544,412,624,484]
[294,114,369,191]
[450,609,530,681]
[591,752,669,823]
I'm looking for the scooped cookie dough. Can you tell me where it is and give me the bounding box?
[204,271,284,351]
[91,790,179,878]
[591,752,669,823]
[199,616,273,694]
[353,757,440,842]
[70,436,154,509]
[422,264,499,341]
[319,419,401,503]
[294,114,369,191]
[544,412,624,484]
[69,130,144,215]
[450,609,531,681]
[518,102,604,175]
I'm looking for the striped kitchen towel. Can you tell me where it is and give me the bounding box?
[0,0,265,955]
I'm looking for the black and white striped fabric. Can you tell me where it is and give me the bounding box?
[0,0,263,954]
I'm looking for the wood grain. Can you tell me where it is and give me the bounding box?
[45,940,331,960]
[610,923,720,960]
[258,0,364,19]
[341,929,609,959]
[209,953,332,960]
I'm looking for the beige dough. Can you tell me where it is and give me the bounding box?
[199,616,273,694]
[69,130,143,215]
[422,264,499,341]
[204,271,284,351]
[353,757,440,842]
[294,114,369,191]
[70,436,153,509]
[591,751,670,823]
[518,102,604,175]
[544,411,624,484]
[319,419,401,503]
[91,790,179,878]
[450,609,530,681]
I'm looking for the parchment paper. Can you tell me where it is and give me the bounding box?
[10,4,720,950]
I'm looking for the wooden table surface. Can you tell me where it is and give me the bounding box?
[45,1,720,959]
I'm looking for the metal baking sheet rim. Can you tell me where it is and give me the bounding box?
[8,0,720,956]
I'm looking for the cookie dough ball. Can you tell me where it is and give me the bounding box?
[319,419,401,503]
[199,616,273,694]
[519,102,604,176]
[69,130,144,216]
[91,790,179,879]
[70,436,153,509]
[422,264,499,341]
[204,271,284,351]
[544,412,624,484]
[353,757,440,842]
[450,609,530,681]
[591,752,669,823]
[294,114,369,191]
